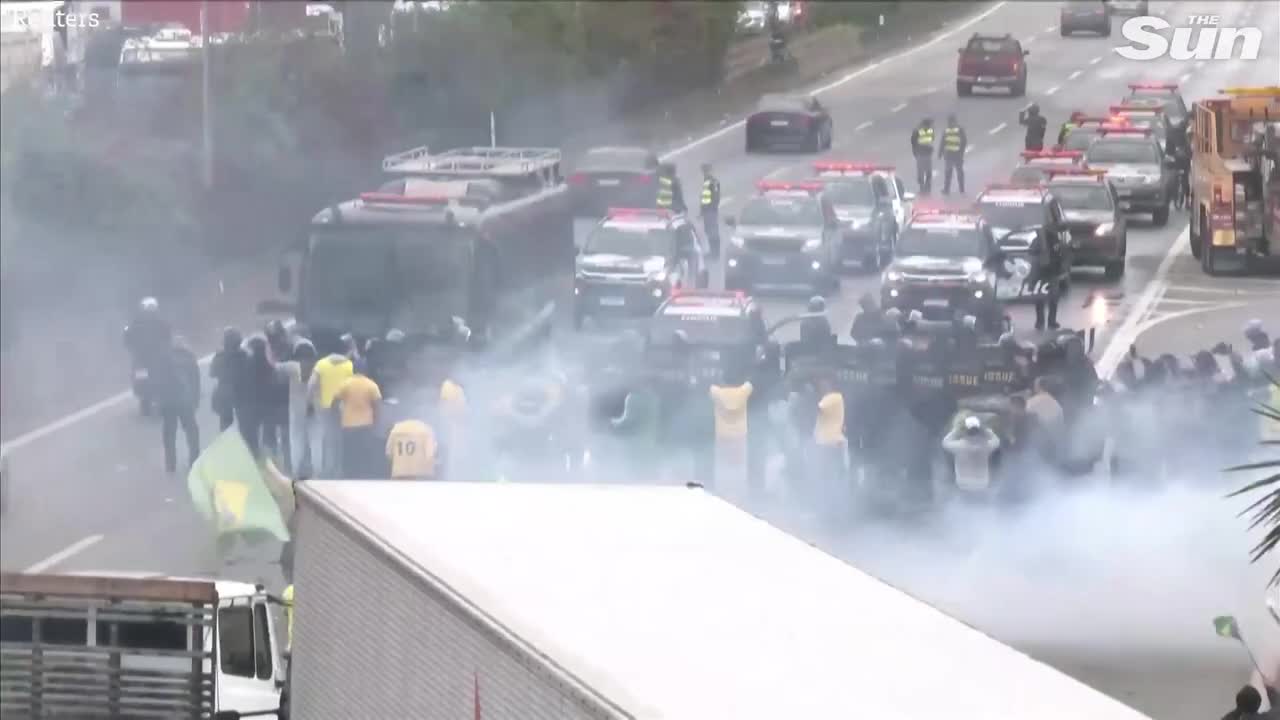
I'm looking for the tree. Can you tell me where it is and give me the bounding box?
[1227,377,1280,584]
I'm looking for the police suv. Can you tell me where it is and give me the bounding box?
[1045,168,1127,279]
[646,290,781,390]
[880,209,1006,332]
[724,181,840,294]
[1083,124,1174,225]
[573,207,710,330]
[812,161,912,270]
[974,183,1073,302]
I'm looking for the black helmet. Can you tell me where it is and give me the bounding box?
[807,296,826,313]
[1028,103,1040,115]
[222,326,242,351]
[265,319,285,338]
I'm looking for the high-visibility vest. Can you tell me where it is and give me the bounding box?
[916,127,934,146]
[700,178,717,208]
[943,127,963,154]
[312,355,354,409]
[657,176,674,207]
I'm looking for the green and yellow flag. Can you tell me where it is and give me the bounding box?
[1213,615,1242,641]
[187,426,290,542]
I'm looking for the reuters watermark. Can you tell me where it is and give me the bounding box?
[1114,14,1263,61]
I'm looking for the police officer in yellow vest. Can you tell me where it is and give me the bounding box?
[909,118,935,194]
[656,162,686,214]
[700,163,722,258]
[1057,112,1085,148]
[939,114,968,195]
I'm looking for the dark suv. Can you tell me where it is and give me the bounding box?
[811,162,903,271]
[724,181,841,294]
[1060,1,1111,36]
[957,33,1028,97]
[1083,126,1173,225]
[574,208,709,330]
[1046,169,1128,279]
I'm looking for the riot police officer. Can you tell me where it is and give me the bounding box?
[799,296,834,347]
[1019,103,1048,152]
[700,163,722,258]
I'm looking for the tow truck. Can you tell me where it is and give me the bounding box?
[810,161,911,270]
[1189,86,1280,274]
[1010,150,1085,185]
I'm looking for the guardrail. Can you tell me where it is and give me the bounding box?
[0,32,42,94]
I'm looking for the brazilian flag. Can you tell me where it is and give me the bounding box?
[1213,615,1242,641]
[187,426,290,542]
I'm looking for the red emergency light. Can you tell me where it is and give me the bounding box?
[756,180,824,193]
[812,161,894,174]
[1098,124,1152,136]
[1076,116,1117,127]
[606,207,673,220]
[1020,150,1083,160]
[1129,82,1178,91]
[1110,105,1163,116]
[359,192,453,206]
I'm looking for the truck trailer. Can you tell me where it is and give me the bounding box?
[0,572,285,719]
[289,480,1152,719]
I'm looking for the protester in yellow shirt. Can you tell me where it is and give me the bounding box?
[386,419,438,480]
[813,379,847,483]
[307,352,354,478]
[334,373,382,477]
[709,379,753,494]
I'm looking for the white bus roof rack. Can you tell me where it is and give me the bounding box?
[383,146,563,179]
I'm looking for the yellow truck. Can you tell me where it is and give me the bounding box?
[1188,86,1280,275]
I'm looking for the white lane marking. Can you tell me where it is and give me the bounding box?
[1068,69,1083,80]
[1,2,1014,453]
[1178,72,1192,84]
[1096,226,1189,378]
[1025,36,1038,45]
[965,144,977,154]
[764,165,793,180]
[1046,85,1061,96]
[988,122,1008,135]
[25,534,105,573]
[923,86,938,95]
[1089,56,1103,65]
[855,120,873,131]
[1044,24,1057,32]
[890,102,908,113]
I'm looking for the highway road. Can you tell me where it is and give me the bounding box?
[2,2,1278,717]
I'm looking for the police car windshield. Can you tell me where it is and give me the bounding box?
[583,225,673,257]
[822,179,875,206]
[1051,184,1112,210]
[740,195,823,226]
[897,226,985,258]
[306,227,470,330]
[1086,139,1160,164]
[650,311,752,346]
[1126,94,1186,121]
[978,200,1044,228]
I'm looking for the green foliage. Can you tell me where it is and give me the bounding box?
[1226,377,1280,584]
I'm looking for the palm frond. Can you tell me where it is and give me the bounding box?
[1227,377,1280,585]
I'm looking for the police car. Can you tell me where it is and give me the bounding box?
[1010,150,1085,185]
[724,181,840,294]
[1082,124,1173,225]
[1045,168,1127,279]
[646,290,781,389]
[1122,82,1190,128]
[811,161,912,270]
[573,208,710,330]
[880,209,1006,331]
[1060,115,1114,152]
[1109,104,1168,145]
[974,184,1073,301]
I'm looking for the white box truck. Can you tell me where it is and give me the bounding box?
[289,481,1153,720]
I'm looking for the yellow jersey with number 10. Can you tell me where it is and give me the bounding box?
[386,419,437,479]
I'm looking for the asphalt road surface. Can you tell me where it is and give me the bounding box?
[3,2,1278,717]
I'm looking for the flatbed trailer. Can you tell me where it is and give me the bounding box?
[289,480,1152,719]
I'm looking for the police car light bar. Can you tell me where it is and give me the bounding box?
[812,161,894,174]
[981,184,1048,194]
[669,289,747,302]
[1129,82,1178,91]
[1110,105,1163,115]
[1020,150,1083,160]
[1098,125,1152,135]
[756,180,824,192]
[606,207,673,219]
